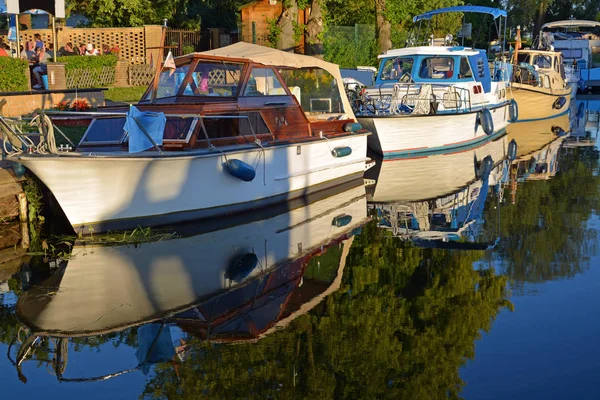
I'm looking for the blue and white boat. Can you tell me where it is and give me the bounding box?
[355,6,515,158]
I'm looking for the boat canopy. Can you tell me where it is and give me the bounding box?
[198,42,353,119]
[542,20,600,30]
[413,6,507,23]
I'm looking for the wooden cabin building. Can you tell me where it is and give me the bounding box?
[239,0,307,52]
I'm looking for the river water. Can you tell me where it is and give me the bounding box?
[0,98,598,399]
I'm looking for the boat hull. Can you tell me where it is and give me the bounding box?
[511,84,572,121]
[359,103,510,158]
[16,134,369,233]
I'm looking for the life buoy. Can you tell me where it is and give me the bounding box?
[508,99,519,123]
[478,108,494,135]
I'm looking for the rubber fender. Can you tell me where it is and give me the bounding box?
[12,162,26,178]
[226,253,259,282]
[553,96,567,110]
[332,214,353,227]
[478,108,494,135]
[508,99,519,123]
[331,146,352,157]
[479,155,494,181]
[224,159,256,182]
[508,139,518,161]
[343,122,363,132]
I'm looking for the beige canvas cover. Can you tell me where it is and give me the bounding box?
[199,42,356,120]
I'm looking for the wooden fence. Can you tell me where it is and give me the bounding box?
[65,67,116,89]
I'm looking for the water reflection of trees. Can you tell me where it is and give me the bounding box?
[142,221,510,399]
[485,148,600,284]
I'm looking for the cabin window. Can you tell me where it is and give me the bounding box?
[182,62,242,97]
[80,117,127,145]
[199,112,271,139]
[278,68,345,114]
[532,55,552,69]
[458,57,473,79]
[380,57,414,81]
[163,116,198,142]
[243,68,285,96]
[154,64,191,99]
[516,53,530,64]
[418,57,455,79]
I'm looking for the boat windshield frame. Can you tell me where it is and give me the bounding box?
[141,57,247,102]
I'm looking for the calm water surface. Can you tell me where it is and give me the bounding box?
[0,98,599,399]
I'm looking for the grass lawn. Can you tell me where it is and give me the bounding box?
[54,125,88,146]
[104,86,147,104]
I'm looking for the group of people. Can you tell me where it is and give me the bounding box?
[11,34,114,90]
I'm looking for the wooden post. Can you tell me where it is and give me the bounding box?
[20,221,29,248]
[17,191,27,222]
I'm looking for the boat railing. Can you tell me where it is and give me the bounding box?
[391,82,473,114]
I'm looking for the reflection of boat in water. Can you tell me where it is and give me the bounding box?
[10,182,369,382]
[506,113,570,158]
[366,137,511,247]
[16,183,368,336]
[511,133,568,182]
[564,99,599,147]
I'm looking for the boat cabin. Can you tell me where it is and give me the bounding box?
[75,42,358,153]
[512,49,566,89]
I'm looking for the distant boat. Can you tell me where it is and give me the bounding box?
[353,6,514,158]
[9,42,372,233]
[510,48,572,121]
[538,20,600,92]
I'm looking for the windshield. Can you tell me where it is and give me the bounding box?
[182,61,243,97]
[380,57,414,81]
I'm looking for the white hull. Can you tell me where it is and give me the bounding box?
[17,134,369,232]
[360,103,510,157]
[17,184,369,335]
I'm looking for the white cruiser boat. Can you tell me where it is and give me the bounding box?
[354,6,515,158]
[6,42,371,233]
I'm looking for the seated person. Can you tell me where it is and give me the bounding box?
[59,42,78,56]
[32,46,49,90]
[243,77,264,96]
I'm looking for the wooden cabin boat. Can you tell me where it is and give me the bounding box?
[365,136,512,246]
[16,183,368,336]
[8,42,371,233]
[511,49,572,121]
[355,6,514,158]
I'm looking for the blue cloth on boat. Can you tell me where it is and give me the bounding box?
[136,323,175,374]
[124,105,166,153]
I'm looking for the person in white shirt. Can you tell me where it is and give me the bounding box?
[85,43,100,56]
